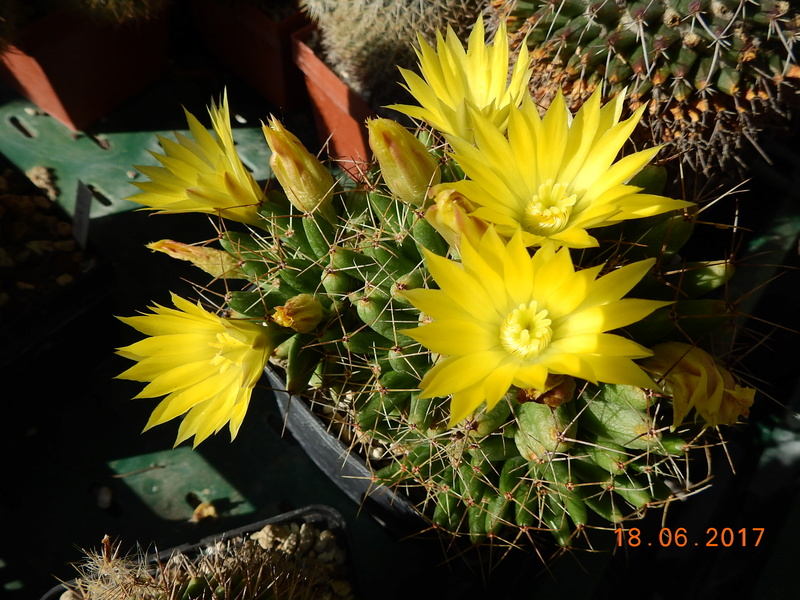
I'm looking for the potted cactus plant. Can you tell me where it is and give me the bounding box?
[0,0,170,131]
[112,16,758,561]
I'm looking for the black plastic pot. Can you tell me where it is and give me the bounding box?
[39,504,356,600]
[267,368,427,537]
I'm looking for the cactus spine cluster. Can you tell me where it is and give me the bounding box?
[488,0,800,177]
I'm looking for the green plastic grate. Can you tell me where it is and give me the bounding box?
[107,447,257,522]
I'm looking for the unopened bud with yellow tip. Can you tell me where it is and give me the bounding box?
[367,118,441,207]
[263,117,336,221]
[147,239,247,280]
[425,186,488,249]
[272,294,324,333]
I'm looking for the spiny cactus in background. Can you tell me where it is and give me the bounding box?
[487,0,800,181]
[298,0,485,107]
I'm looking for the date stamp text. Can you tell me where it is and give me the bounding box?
[616,527,764,548]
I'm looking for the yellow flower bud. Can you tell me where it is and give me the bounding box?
[263,117,336,221]
[643,342,755,429]
[272,294,324,333]
[147,240,247,279]
[367,118,441,207]
[425,186,488,249]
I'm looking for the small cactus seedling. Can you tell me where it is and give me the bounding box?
[488,0,800,182]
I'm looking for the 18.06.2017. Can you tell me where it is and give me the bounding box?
[616,527,764,548]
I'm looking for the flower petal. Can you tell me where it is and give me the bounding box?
[420,351,506,398]
[405,319,497,356]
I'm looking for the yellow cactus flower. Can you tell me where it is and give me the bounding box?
[401,227,669,426]
[147,239,248,280]
[390,16,531,142]
[367,118,441,207]
[442,90,693,248]
[263,117,336,222]
[116,293,287,447]
[130,92,265,227]
[643,342,755,429]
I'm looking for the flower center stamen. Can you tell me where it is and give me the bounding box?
[500,301,553,360]
[522,180,577,236]
[210,331,243,372]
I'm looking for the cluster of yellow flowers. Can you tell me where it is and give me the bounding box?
[117,17,753,446]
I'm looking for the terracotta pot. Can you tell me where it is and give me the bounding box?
[290,24,375,165]
[192,1,309,110]
[0,11,168,132]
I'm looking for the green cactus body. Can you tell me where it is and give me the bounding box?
[514,400,577,459]
[212,137,723,550]
[580,388,662,452]
[111,0,764,554]
[432,466,465,531]
[147,50,751,550]
[490,0,800,178]
[471,396,514,437]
